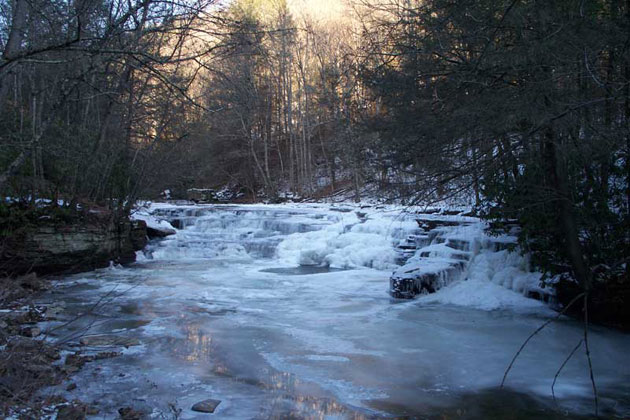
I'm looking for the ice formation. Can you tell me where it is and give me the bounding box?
[137,202,551,309]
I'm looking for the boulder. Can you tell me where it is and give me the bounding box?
[19,326,41,337]
[57,405,86,420]
[118,407,144,420]
[146,225,176,239]
[191,399,221,413]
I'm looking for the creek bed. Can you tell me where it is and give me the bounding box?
[38,204,630,418]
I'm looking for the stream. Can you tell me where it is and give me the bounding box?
[40,204,630,419]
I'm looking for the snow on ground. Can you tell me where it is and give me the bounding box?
[432,224,550,309]
[416,243,549,311]
[417,278,547,311]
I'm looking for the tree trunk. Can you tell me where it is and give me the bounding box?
[0,0,28,109]
[543,128,592,291]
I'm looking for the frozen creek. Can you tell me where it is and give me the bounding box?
[40,204,630,419]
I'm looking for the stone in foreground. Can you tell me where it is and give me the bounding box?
[20,326,41,337]
[57,404,86,420]
[118,407,143,420]
[192,399,221,413]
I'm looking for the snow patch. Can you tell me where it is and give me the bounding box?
[418,278,548,311]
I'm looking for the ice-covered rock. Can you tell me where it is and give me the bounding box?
[390,217,477,298]
[131,209,176,238]
[390,216,551,301]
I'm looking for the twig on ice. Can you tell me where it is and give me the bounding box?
[501,292,584,387]
[583,294,599,416]
[551,338,583,405]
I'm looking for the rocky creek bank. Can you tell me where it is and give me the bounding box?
[0,203,180,417]
[0,274,180,419]
[0,202,170,276]
[1,219,148,277]
[0,274,117,418]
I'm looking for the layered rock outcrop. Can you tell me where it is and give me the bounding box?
[1,219,147,276]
